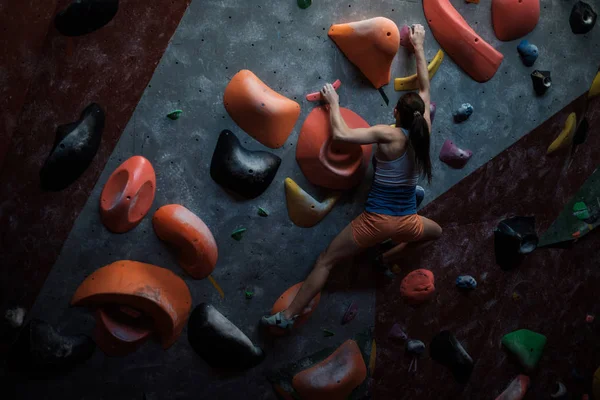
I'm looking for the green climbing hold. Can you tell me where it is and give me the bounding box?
[573,202,590,220]
[501,329,547,370]
[167,110,183,120]
[245,290,254,299]
[297,0,312,9]
[231,227,247,241]
[257,207,269,217]
[323,329,335,337]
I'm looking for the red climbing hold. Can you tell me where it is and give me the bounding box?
[492,0,540,41]
[306,80,341,102]
[439,139,472,169]
[495,375,530,400]
[400,269,435,305]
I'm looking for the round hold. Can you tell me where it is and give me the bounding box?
[456,275,477,290]
[453,103,473,123]
[517,40,539,67]
[400,269,435,305]
[406,339,426,356]
[100,156,156,233]
[569,1,597,35]
[400,25,414,52]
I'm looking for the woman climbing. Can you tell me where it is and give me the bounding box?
[261,24,442,330]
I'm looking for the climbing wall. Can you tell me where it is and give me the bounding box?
[2,0,600,399]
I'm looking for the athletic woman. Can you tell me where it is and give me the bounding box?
[261,24,442,330]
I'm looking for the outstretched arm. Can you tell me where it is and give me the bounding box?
[410,24,432,131]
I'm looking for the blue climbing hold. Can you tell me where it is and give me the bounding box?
[456,275,477,290]
[416,185,425,207]
[453,103,473,123]
[517,40,539,67]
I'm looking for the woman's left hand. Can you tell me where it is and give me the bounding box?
[320,83,339,106]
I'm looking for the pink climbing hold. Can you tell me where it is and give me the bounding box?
[400,25,414,52]
[341,301,358,325]
[495,375,530,400]
[430,102,436,124]
[439,139,472,169]
[306,79,342,102]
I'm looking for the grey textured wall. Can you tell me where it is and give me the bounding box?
[22,0,599,398]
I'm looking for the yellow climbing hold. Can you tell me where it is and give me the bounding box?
[369,340,377,374]
[208,275,224,299]
[394,49,444,91]
[589,69,600,99]
[593,366,600,400]
[547,112,577,155]
[284,177,340,228]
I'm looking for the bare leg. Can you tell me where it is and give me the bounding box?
[283,224,363,319]
[381,216,442,265]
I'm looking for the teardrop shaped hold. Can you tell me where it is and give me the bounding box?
[399,269,435,305]
[439,139,472,169]
[187,303,265,369]
[495,375,530,400]
[40,103,105,191]
[492,0,540,41]
[210,130,281,199]
[296,106,372,190]
[152,204,218,279]
[93,306,153,356]
[430,331,474,384]
[268,282,321,335]
[328,17,400,88]
[223,70,300,149]
[501,329,546,370]
[55,0,119,36]
[284,177,340,228]
[100,156,156,233]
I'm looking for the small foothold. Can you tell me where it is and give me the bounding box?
[430,102,437,124]
[297,0,312,9]
[415,185,425,208]
[456,275,477,290]
[586,314,594,323]
[257,207,269,217]
[517,40,539,67]
[496,375,530,400]
[453,103,473,123]
[430,331,474,384]
[439,139,473,169]
[573,202,590,220]
[167,110,183,120]
[501,329,547,370]
[570,1,597,34]
[494,216,538,269]
[341,302,358,325]
[231,228,247,241]
[466,0,479,3]
[512,292,521,301]
[550,382,567,399]
[388,324,408,341]
[531,70,551,96]
[400,25,414,52]
[245,290,254,299]
[406,339,426,356]
[323,329,335,337]
[5,307,26,328]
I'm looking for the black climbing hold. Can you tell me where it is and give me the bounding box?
[210,130,281,199]
[297,0,312,9]
[187,303,265,369]
[494,216,538,270]
[569,1,597,35]
[406,339,425,356]
[430,330,474,384]
[9,319,95,377]
[573,118,589,146]
[55,0,119,36]
[378,87,389,106]
[40,103,104,191]
[531,70,552,96]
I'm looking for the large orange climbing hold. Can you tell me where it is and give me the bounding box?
[292,340,367,400]
[270,282,321,335]
[152,204,218,280]
[328,17,400,89]
[296,106,372,190]
[424,0,504,82]
[224,70,300,149]
[492,0,540,41]
[71,260,192,349]
[400,269,436,305]
[100,155,156,233]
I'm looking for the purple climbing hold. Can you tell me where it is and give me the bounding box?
[439,139,472,169]
[341,301,358,325]
[430,102,436,124]
[400,25,414,52]
[388,323,408,341]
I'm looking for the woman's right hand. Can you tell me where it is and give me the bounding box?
[410,24,425,49]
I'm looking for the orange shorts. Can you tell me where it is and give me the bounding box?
[350,211,424,248]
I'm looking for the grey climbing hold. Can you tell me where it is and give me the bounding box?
[55,0,119,36]
[531,70,552,96]
[416,185,425,208]
[430,330,474,384]
[456,275,477,290]
[494,216,538,269]
[569,1,597,35]
[517,40,539,67]
[388,324,408,341]
[453,103,473,123]
[406,339,426,356]
[341,302,358,325]
[550,381,567,399]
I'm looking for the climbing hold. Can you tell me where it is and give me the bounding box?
[416,185,425,207]
[400,25,414,52]
[9,319,95,376]
[100,156,156,233]
[93,306,152,357]
[257,207,269,217]
[430,103,437,124]
[494,216,538,268]
[71,260,192,348]
[586,314,595,323]
[453,103,473,123]
[55,0,119,36]
[341,301,358,325]
[400,269,435,306]
[492,0,540,41]
[424,0,503,82]
[40,103,104,191]
[456,275,477,290]
[188,303,265,369]
[531,70,552,96]
[231,227,247,241]
[517,40,539,67]
[224,70,300,149]
[406,339,426,355]
[323,329,335,337]
[388,324,408,341]
[550,382,567,399]
[292,340,367,400]
[573,118,589,146]
[329,17,400,88]
[210,130,281,199]
[501,329,547,370]
[152,204,218,279]
[166,110,182,120]
[570,2,597,34]
[589,68,600,99]
[284,178,339,228]
[495,375,530,400]
[296,106,372,190]
[439,139,472,169]
[297,0,312,9]
[466,0,479,3]
[430,331,474,384]
[269,282,321,335]
[394,49,444,91]
[573,202,590,220]
[245,290,254,299]
[547,113,577,155]
[593,366,600,400]
[306,79,341,102]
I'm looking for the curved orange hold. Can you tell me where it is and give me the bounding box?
[152,204,218,280]
[424,0,504,82]
[100,155,156,233]
[292,340,367,400]
[492,0,540,41]
[329,17,399,89]
[71,260,192,349]
[224,70,301,149]
[94,306,153,356]
[270,282,321,335]
[296,106,372,190]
